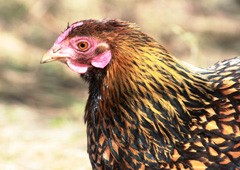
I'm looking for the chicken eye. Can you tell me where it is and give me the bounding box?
[77,41,89,51]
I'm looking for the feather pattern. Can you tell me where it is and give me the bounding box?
[82,21,240,169]
[43,19,240,170]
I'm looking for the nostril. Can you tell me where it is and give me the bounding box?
[52,47,61,53]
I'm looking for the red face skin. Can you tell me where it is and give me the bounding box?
[41,22,112,74]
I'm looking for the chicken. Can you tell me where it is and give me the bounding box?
[41,19,240,170]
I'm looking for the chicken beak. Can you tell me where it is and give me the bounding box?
[41,49,56,64]
[40,48,69,64]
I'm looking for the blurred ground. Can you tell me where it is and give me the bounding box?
[0,0,239,170]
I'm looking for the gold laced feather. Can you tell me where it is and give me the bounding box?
[77,20,240,170]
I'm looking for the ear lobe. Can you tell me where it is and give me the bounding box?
[91,43,111,69]
[91,50,112,69]
[94,43,109,55]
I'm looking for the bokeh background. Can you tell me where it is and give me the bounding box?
[0,0,239,169]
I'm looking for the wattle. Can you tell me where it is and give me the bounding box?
[67,59,89,74]
[66,51,112,74]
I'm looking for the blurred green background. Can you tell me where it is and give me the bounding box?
[0,0,239,169]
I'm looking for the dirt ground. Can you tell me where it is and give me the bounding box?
[0,103,91,170]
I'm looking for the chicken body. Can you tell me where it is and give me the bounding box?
[42,19,240,170]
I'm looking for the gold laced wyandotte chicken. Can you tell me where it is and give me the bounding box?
[41,19,240,170]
